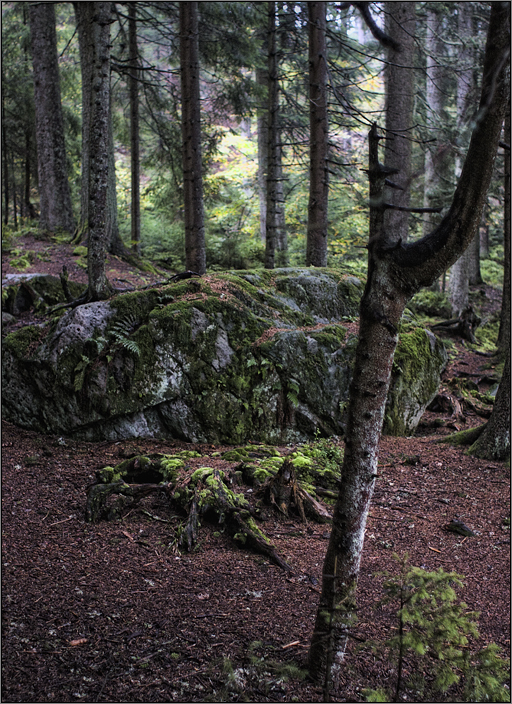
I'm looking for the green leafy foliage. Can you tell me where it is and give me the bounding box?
[363,555,510,703]
[108,313,141,357]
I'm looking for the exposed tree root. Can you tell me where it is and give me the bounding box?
[262,459,332,524]
[430,306,481,343]
[85,455,332,571]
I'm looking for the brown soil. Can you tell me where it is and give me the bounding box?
[2,235,510,702]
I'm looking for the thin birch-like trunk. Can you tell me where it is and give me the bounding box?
[308,3,509,690]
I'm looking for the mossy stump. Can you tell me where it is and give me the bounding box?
[85,452,334,570]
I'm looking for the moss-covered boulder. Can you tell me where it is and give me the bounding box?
[2,268,445,441]
[2,273,86,315]
[384,327,448,436]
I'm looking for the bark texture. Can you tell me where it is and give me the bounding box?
[383,1,416,244]
[74,3,125,258]
[449,2,478,316]
[470,351,511,461]
[308,2,509,688]
[29,3,75,234]
[256,66,268,243]
[180,1,206,275]
[265,1,282,269]
[86,2,113,301]
[306,2,329,267]
[129,2,141,255]
[422,7,451,239]
[498,98,511,355]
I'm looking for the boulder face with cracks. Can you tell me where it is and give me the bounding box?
[2,268,446,443]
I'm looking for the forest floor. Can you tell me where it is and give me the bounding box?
[1,234,510,703]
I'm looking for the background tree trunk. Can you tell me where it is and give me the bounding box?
[256,66,268,244]
[29,2,75,235]
[449,3,478,316]
[74,3,126,258]
[423,7,448,237]
[265,1,279,270]
[470,351,510,460]
[308,2,509,689]
[423,6,451,291]
[306,1,328,267]
[129,2,141,256]
[2,85,9,226]
[86,1,113,301]
[180,1,206,275]
[498,100,511,355]
[73,2,93,243]
[383,1,415,244]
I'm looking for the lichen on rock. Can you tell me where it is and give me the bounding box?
[384,327,448,436]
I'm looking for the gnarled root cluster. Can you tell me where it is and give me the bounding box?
[85,453,333,571]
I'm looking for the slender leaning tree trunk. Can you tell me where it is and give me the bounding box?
[87,2,113,301]
[308,3,509,691]
[180,1,206,275]
[306,1,329,267]
[29,2,75,234]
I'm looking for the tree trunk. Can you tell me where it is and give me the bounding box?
[86,1,113,301]
[24,128,35,219]
[129,2,141,256]
[29,2,75,235]
[73,3,93,243]
[423,7,448,238]
[2,85,8,226]
[256,66,268,244]
[265,1,281,270]
[11,151,18,230]
[306,1,328,267]
[383,2,416,244]
[449,2,477,315]
[180,1,206,275]
[470,350,510,461]
[308,2,509,689]
[498,99,511,355]
[74,3,126,258]
[423,6,452,292]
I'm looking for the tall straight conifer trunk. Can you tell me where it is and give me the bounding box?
[180,1,206,275]
[129,2,141,255]
[497,98,511,354]
[383,2,415,243]
[449,2,478,316]
[308,2,509,691]
[86,1,113,301]
[265,1,279,269]
[73,3,125,258]
[29,3,75,235]
[306,1,328,267]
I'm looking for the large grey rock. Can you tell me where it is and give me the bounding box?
[2,274,87,315]
[384,328,448,436]
[2,269,445,443]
